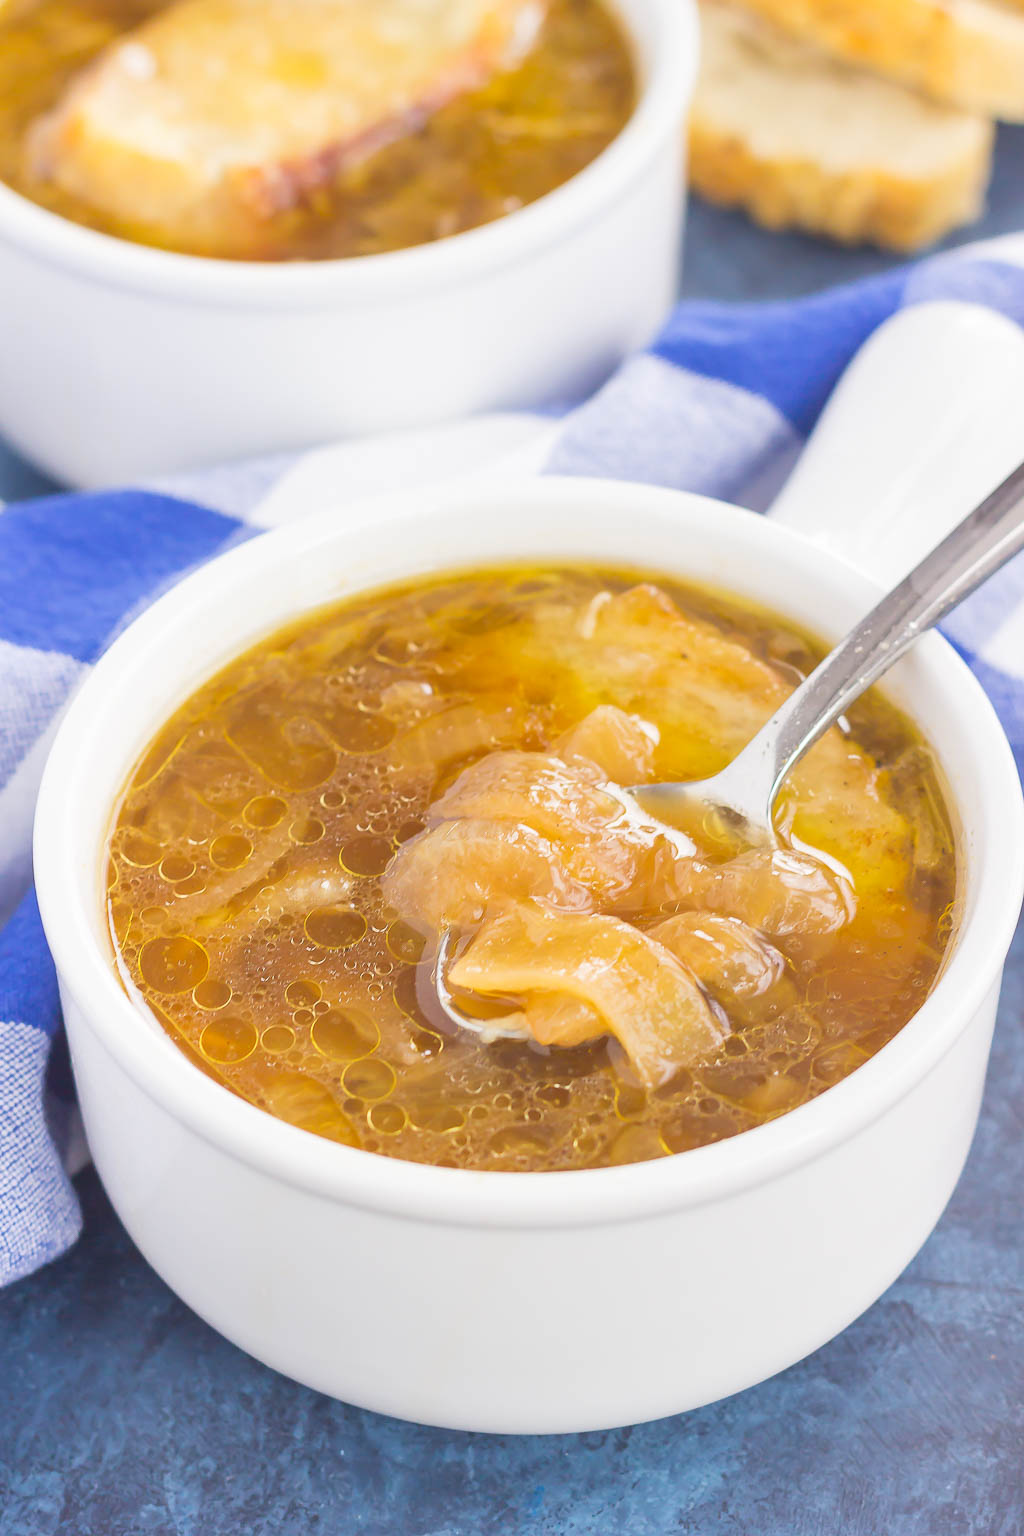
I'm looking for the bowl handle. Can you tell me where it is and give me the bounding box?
[768,299,1024,588]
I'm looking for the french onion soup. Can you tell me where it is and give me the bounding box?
[106,565,958,1172]
[0,0,635,259]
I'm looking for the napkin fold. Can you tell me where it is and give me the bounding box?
[4,239,1024,1286]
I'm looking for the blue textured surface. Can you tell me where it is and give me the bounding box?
[3,125,1024,1536]
[0,894,60,1040]
[0,491,242,659]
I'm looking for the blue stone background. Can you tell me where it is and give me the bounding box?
[3,129,1024,1536]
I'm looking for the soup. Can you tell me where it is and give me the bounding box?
[0,0,635,259]
[105,565,958,1172]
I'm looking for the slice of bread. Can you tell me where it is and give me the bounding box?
[730,0,1024,120]
[690,1,994,251]
[27,0,545,255]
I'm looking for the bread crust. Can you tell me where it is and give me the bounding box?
[689,0,995,251]
[734,0,1024,120]
[689,119,993,249]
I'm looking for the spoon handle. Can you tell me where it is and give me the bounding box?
[744,457,1024,818]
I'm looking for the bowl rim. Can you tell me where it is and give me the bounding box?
[33,476,1024,1229]
[0,0,696,305]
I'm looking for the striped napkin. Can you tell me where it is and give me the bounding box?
[4,237,1024,1286]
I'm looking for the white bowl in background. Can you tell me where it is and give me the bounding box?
[0,0,695,488]
[33,470,1024,1433]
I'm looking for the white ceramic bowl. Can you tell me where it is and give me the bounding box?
[0,0,693,488]
[34,473,1024,1433]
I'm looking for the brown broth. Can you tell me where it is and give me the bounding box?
[0,0,636,260]
[106,564,959,1171]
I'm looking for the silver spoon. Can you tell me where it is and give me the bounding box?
[426,929,531,1042]
[431,456,1024,1037]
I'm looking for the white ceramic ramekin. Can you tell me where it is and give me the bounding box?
[0,0,694,488]
[34,465,1024,1433]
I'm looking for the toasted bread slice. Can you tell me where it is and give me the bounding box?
[27,0,545,254]
[729,0,1024,120]
[690,1,994,250]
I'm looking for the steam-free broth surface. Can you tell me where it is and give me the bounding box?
[107,565,957,1171]
[0,0,635,259]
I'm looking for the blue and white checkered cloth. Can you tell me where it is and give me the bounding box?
[5,236,1024,1286]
